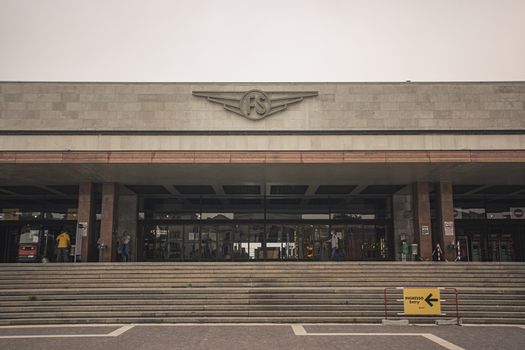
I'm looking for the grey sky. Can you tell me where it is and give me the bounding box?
[0,0,524,82]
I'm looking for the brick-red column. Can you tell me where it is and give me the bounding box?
[413,182,433,261]
[100,183,118,262]
[436,182,456,261]
[78,183,96,262]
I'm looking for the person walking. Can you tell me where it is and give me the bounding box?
[55,229,70,262]
[328,232,340,261]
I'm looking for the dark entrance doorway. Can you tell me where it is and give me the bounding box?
[0,221,78,263]
[455,221,525,262]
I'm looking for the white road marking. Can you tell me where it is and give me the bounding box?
[0,324,134,339]
[107,324,135,337]
[291,325,307,335]
[422,333,466,350]
[0,324,124,329]
[291,324,466,350]
[131,323,305,327]
[0,334,117,340]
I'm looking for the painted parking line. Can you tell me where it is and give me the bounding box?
[291,325,465,350]
[0,324,135,339]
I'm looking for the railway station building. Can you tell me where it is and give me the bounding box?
[1,82,525,263]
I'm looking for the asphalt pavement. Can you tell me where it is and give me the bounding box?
[0,323,524,350]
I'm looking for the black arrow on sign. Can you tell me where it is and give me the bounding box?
[425,293,439,307]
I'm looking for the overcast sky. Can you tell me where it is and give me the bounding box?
[0,0,524,82]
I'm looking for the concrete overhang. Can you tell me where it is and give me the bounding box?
[1,160,525,187]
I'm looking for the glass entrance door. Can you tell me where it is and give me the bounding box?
[142,221,391,261]
[296,224,330,260]
[183,224,200,261]
[217,225,233,261]
[488,233,514,262]
[144,225,183,261]
[200,224,235,261]
[332,224,388,260]
[264,224,298,260]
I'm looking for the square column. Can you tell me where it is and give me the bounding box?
[436,182,456,261]
[100,183,119,262]
[413,182,433,261]
[78,183,96,262]
[393,189,415,261]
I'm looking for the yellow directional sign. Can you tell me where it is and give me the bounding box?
[403,288,441,315]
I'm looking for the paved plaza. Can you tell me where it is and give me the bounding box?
[0,323,524,350]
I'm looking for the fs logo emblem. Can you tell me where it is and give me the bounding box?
[192,89,318,121]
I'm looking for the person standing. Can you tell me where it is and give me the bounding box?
[401,239,409,262]
[55,230,70,262]
[121,234,131,262]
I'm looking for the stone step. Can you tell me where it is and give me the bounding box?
[1,303,521,312]
[1,287,523,295]
[2,265,523,270]
[1,263,523,325]
[0,297,519,307]
[2,282,523,289]
[2,298,522,306]
[1,295,521,305]
[2,274,523,281]
[2,269,524,275]
[2,277,518,282]
[2,317,521,325]
[2,273,525,279]
[0,317,408,325]
[2,261,523,266]
[0,276,525,286]
[1,310,524,319]
[0,263,525,276]
[2,316,523,326]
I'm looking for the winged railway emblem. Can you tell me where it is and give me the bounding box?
[192,89,318,121]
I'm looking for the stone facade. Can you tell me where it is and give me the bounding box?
[1,82,524,131]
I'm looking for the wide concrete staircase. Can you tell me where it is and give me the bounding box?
[0,262,524,325]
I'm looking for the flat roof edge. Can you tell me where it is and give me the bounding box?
[1,81,525,85]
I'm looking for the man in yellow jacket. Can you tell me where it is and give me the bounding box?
[56,230,70,262]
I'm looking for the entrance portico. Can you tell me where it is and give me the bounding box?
[1,150,525,262]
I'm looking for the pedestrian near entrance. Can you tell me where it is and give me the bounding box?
[328,232,340,261]
[401,239,409,262]
[55,230,70,262]
[121,234,131,262]
[97,238,106,262]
